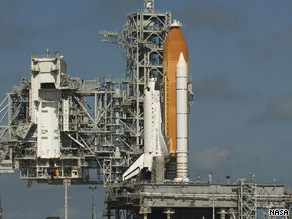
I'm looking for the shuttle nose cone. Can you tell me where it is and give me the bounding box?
[176,53,187,78]
[177,52,187,68]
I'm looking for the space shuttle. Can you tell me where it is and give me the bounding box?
[122,77,169,181]
[123,20,190,182]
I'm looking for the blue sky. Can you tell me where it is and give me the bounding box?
[0,0,291,218]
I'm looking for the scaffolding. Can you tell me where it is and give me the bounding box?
[238,179,257,219]
[104,179,291,219]
[99,2,171,155]
[0,1,291,218]
[0,2,173,185]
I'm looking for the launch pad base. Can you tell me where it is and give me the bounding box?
[105,179,292,219]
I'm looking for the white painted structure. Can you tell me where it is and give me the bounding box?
[30,52,66,159]
[175,53,189,182]
[123,78,169,181]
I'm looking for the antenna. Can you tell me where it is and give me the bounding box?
[46,48,50,58]
[144,0,154,12]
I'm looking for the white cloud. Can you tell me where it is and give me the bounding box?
[190,146,233,172]
[249,95,292,123]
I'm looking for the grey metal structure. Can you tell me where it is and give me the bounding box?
[99,0,171,155]
[0,56,138,185]
[104,178,292,219]
[0,0,291,218]
[0,0,172,186]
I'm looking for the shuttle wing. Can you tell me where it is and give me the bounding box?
[122,154,145,181]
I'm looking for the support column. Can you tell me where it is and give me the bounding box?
[139,206,150,219]
[228,208,236,219]
[63,179,71,219]
[126,209,131,219]
[209,198,217,219]
[217,209,227,219]
[115,210,120,219]
[163,208,175,219]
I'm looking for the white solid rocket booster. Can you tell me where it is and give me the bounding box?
[175,52,189,181]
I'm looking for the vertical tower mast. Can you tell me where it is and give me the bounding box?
[99,1,171,155]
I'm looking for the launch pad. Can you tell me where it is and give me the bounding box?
[0,0,291,218]
[105,178,291,219]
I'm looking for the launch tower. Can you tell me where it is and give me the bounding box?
[0,0,291,218]
[99,0,172,154]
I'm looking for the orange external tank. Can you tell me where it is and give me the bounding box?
[163,21,188,159]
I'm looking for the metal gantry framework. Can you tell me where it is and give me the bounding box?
[0,1,173,186]
[0,70,150,185]
[238,180,257,219]
[99,4,172,155]
[104,179,292,219]
[0,1,291,218]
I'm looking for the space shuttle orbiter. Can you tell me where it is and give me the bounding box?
[122,77,169,181]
